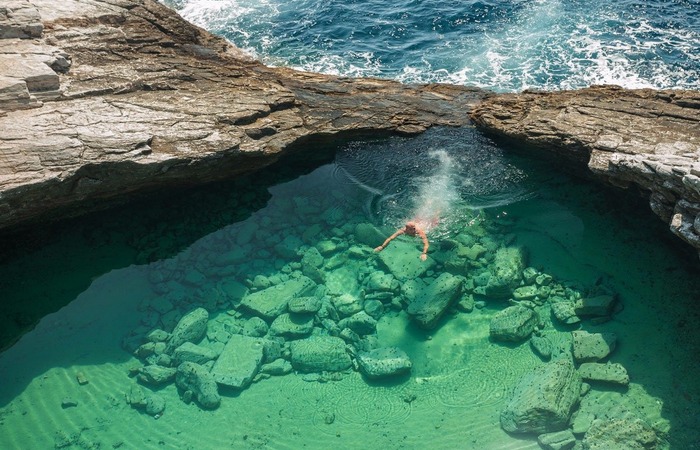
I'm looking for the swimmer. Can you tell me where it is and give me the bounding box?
[374,221,429,261]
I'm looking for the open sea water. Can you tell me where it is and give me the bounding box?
[167,0,700,92]
[1,2,700,450]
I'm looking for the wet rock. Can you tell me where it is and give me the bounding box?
[363,299,384,319]
[147,329,170,343]
[338,311,377,336]
[61,397,78,409]
[331,293,364,317]
[240,276,316,320]
[406,273,464,329]
[551,300,581,325]
[219,279,249,305]
[269,313,314,338]
[501,359,582,434]
[145,394,165,417]
[377,241,435,281]
[578,362,629,386]
[260,358,293,376]
[210,334,265,389]
[354,223,386,248]
[356,347,412,379]
[242,317,269,337]
[456,294,475,313]
[137,365,177,386]
[489,305,540,342]
[165,308,209,354]
[125,384,147,409]
[537,429,576,450]
[287,296,322,314]
[513,285,538,301]
[483,247,526,298]
[289,336,352,373]
[572,411,596,436]
[365,271,398,292]
[176,362,221,409]
[572,331,617,362]
[582,418,657,450]
[530,334,553,360]
[574,295,616,317]
[75,371,89,385]
[172,342,219,365]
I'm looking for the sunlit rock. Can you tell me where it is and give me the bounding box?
[578,362,629,386]
[356,347,412,379]
[406,273,464,329]
[501,359,582,434]
[269,313,314,338]
[489,305,540,342]
[210,334,265,389]
[289,336,352,373]
[572,331,617,362]
[239,276,315,320]
[582,418,657,450]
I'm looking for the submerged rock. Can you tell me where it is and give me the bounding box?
[582,418,657,450]
[239,276,316,320]
[489,305,540,342]
[537,429,576,450]
[406,273,464,329]
[210,334,265,389]
[289,336,352,373]
[572,331,617,362]
[483,246,526,299]
[551,301,581,325]
[287,296,322,314]
[269,313,314,338]
[338,311,377,336]
[377,241,435,281]
[176,362,221,409]
[356,347,412,379]
[165,308,209,354]
[172,342,219,365]
[574,295,616,317]
[530,334,553,360]
[501,359,582,434]
[137,365,177,386]
[578,362,629,386]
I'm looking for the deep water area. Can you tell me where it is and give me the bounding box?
[0,127,699,449]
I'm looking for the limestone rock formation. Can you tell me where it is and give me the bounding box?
[289,336,352,373]
[356,347,412,379]
[164,307,209,353]
[0,0,483,232]
[210,334,265,389]
[470,86,700,258]
[175,361,221,409]
[406,272,464,329]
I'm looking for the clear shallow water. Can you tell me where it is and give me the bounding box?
[166,0,700,91]
[1,128,699,449]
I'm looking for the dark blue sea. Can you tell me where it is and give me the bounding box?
[170,0,700,92]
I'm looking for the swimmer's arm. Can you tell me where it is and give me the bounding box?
[374,229,405,252]
[417,229,429,261]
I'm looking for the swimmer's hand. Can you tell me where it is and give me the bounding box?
[420,253,427,261]
[374,246,383,253]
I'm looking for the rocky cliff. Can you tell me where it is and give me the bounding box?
[470,86,700,259]
[0,0,482,230]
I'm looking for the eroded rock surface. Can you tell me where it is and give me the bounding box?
[470,86,700,258]
[0,0,483,231]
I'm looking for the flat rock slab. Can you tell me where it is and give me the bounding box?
[378,241,435,281]
[578,362,629,386]
[239,276,316,320]
[211,334,265,389]
[356,347,412,379]
[501,359,582,434]
[289,336,352,373]
[572,330,617,362]
[583,418,657,450]
[490,305,540,342]
[406,272,463,329]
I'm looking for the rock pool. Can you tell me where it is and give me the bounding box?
[1,127,698,449]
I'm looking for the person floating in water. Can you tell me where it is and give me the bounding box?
[374,221,430,261]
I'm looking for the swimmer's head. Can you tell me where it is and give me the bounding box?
[405,222,417,233]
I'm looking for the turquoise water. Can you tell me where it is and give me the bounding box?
[168,0,700,91]
[1,128,699,449]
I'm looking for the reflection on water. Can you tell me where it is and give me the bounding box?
[0,128,699,449]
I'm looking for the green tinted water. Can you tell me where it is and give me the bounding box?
[0,128,698,449]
